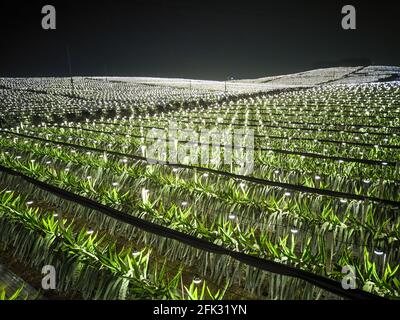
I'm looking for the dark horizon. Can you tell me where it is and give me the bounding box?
[1,0,399,80]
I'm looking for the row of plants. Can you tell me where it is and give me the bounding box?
[6,127,398,201]
[0,134,398,237]
[26,123,400,163]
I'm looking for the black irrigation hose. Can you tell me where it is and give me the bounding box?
[2,130,399,207]
[0,164,385,300]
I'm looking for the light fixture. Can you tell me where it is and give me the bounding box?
[373,249,384,256]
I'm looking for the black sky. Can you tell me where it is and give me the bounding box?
[0,0,399,80]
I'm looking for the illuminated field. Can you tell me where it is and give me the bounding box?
[0,68,399,300]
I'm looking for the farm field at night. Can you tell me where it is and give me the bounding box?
[0,66,399,300]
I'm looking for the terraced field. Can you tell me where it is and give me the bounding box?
[0,75,399,300]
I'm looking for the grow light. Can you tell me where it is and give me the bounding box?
[192,277,202,284]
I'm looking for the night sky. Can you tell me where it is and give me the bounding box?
[0,0,399,80]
